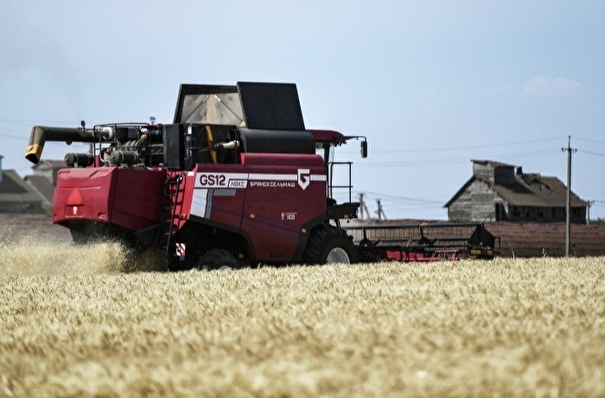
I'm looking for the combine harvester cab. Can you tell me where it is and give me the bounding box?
[25,81,498,270]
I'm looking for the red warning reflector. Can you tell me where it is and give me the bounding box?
[66,188,83,205]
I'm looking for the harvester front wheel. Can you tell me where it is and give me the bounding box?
[197,249,241,271]
[304,225,358,265]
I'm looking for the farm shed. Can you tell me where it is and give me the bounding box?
[0,155,46,214]
[445,160,588,223]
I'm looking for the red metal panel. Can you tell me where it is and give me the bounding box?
[240,153,327,262]
[53,168,116,224]
[386,249,460,262]
[110,168,164,231]
[53,167,164,233]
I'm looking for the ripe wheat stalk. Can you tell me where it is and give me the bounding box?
[0,241,603,397]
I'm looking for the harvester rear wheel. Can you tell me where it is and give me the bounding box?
[303,225,358,265]
[197,249,241,271]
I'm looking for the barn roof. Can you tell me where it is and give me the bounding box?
[0,169,28,195]
[24,174,55,205]
[32,159,66,170]
[0,169,45,213]
[0,157,62,213]
[479,174,586,207]
[471,159,516,168]
[445,173,587,208]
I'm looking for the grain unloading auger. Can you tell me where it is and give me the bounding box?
[25,81,499,270]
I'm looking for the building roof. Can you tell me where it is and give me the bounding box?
[471,159,516,168]
[0,169,45,211]
[481,174,585,207]
[32,159,66,170]
[0,169,28,194]
[24,174,55,205]
[445,173,587,208]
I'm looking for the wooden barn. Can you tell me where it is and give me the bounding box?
[445,160,588,223]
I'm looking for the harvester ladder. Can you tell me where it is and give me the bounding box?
[160,174,184,254]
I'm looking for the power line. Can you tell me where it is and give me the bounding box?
[0,117,81,126]
[0,118,34,126]
[579,149,605,158]
[338,136,566,155]
[356,190,444,204]
[0,132,27,140]
[332,190,447,219]
[333,192,443,204]
[576,137,605,146]
[352,192,445,220]
[352,149,557,168]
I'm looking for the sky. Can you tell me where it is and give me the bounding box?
[1,0,604,220]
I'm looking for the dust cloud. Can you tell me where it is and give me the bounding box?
[0,239,169,276]
[0,214,168,275]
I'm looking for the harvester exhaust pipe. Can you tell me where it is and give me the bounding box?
[25,124,114,164]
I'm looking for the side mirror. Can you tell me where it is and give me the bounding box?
[360,140,368,158]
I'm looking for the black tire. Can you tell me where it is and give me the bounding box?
[196,249,241,270]
[70,229,89,245]
[303,225,359,265]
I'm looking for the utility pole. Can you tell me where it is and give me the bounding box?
[358,193,371,221]
[359,193,365,220]
[562,136,577,257]
[375,199,386,221]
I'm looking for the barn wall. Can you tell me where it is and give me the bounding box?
[448,180,504,222]
[472,163,494,180]
[509,205,587,223]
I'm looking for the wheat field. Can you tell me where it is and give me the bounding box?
[0,239,603,397]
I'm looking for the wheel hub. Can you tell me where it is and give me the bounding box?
[326,247,350,264]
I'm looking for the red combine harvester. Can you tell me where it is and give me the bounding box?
[25,82,499,270]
